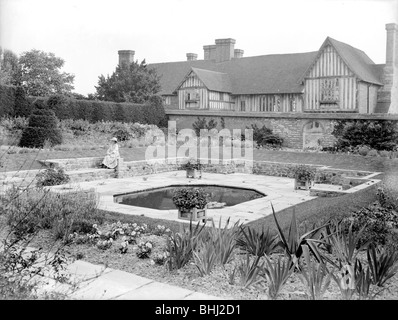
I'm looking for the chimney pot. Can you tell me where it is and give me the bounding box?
[118,50,135,68]
[186,53,198,61]
[234,49,244,59]
[215,38,236,62]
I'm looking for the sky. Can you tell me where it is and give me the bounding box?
[0,0,397,96]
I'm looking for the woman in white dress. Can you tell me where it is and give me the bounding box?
[102,137,120,169]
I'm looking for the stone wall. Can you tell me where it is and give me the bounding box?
[166,110,398,149]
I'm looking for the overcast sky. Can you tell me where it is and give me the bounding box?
[1,0,397,95]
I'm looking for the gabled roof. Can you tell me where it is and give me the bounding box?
[148,37,383,95]
[300,37,383,85]
[174,68,233,93]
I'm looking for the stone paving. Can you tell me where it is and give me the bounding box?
[36,260,224,300]
[50,171,319,228]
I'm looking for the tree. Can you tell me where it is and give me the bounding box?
[0,47,20,86]
[95,59,161,103]
[18,49,75,96]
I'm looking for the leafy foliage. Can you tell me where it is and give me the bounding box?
[290,164,317,182]
[332,120,398,151]
[19,108,63,148]
[35,167,70,187]
[236,225,279,257]
[0,47,20,86]
[95,60,161,103]
[297,245,333,300]
[172,187,209,210]
[166,220,206,270]
[259,255,294,299]
[250,124,283,148]
[18,49,74,96]
[192,117,218,137]
[193,239,218,276]
[232,254,263,289]
[367,244,398,287]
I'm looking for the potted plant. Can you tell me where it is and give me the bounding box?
[291,164,316,190]
[172,187,209,222]
[180,158,203,179]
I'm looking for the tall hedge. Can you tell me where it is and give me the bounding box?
[0,85,16,117]
[45,94,167,126]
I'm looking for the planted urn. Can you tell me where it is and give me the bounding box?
[291,164,316,190]
[172,187,209,222]
[180,158,203,179]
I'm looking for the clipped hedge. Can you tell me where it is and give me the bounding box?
[45,94,167,126]
[0,85,16,117]
[19,108,63,148]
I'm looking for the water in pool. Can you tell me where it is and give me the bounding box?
[114,185,265,210]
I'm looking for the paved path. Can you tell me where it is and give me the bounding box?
[38,260,224,300]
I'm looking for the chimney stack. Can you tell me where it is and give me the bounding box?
[186,53,198,61]
[118,50,135,68]
[215,38,236,62]
[379,23,398,113]
[203,45,216,60]
[234,49,244,59]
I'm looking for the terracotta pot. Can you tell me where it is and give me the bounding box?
[178,206,207,222]
[186,168,202,179]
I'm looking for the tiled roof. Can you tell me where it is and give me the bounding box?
[148,37,383,95]
[327,37,383,85]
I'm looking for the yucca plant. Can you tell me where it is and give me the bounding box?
[354,259,375,300]
[331,264,356,300]
[322,219,368,268]
[193,239,218,276]
[271,204,328,269]
[297,245,333,300]
[236,225,279,257]
[367,243,398,287]
[260,254,294,300]
[234,254,263,289]
[166,219,206,270]
[205,217,241,266]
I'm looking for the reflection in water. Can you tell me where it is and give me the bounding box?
[114,185,265,210]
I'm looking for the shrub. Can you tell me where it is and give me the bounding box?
[379,150,391,158]
[3,187,101,241]
[166,221,206,270]
[291,164,317,182]
[231,254,263,288]
[0,84,16,117]
[14,86,31,117]
[250,124,283,148]
[36,167,70,187]
[113,128,132,142]
[332,120,398,151]
[358,145,370,156]
[19,108,63,148]
[172,187,209,210]
[192,117,218,136]
[367,149,378,157]
[236,226,279,257]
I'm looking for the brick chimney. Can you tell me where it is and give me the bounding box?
[378,23,398,113]
[186,53,198,61]
[234,49,244,59]
[203,45,216,60]
[215,38,236,62]
[118,50,135,68]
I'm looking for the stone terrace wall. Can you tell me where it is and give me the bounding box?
[166,110,398,149]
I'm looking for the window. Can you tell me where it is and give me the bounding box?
[163,96,171,105]
[187,93,191,101]
[240,100,246,112]
[260,96,266,112]
[320,78,339,103]
[289,97,296,112]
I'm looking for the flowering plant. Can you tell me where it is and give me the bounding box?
[291,165,316,182]
[96,238,113,250]
[153,225,171,236]
[152,251,170,265]
[136,241,153,259]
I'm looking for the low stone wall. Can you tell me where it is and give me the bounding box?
[166,110,398,149]
[39,157,104,171]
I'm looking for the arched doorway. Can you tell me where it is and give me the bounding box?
[303,121,324,149]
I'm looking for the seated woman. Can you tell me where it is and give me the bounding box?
[102,137,120,169]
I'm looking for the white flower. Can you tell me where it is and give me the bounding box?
[146,242,153,249]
